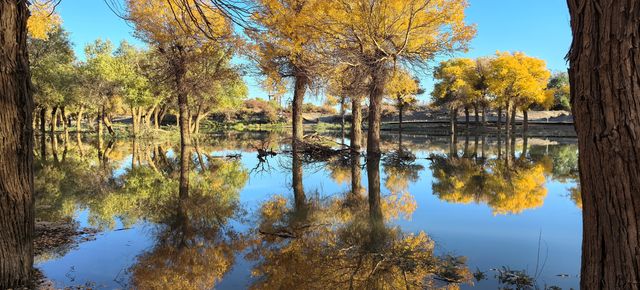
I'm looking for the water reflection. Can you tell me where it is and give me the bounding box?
[32,131,580,288]
[249,153,471,289]
[430,132,578,215]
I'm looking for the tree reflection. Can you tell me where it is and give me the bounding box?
[248,154,471,289]
[430,133,549,215]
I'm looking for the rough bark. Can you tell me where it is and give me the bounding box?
[367,63,387,157]
[350,154,362,196]
[351,97,362,153]
[567,1,640,289]
[292,72,308,149]
[0,1,34,287]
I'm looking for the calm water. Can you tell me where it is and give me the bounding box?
[34,131,581,289]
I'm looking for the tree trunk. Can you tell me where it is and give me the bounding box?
[450,107,458,135]
[398,104,404,133]
[76,107,83,132]
[0,1,34,287]
[481,105,486,128]
[351,97,362,153]
[497,106,502,134]
[292,151,306,215]
[351,154,362,196]
[340,97,346,145]
[567,1,640,289]
[39,107,46,134]
[131,108,138,137]
[511,105,517,138]
[153,107,160,130]
[60,106,67,132]
[464,106,470,130]
[174,49,191,199]
[523,108,529,134]
[367,62,387,157]
[50,106,58,132]
[292,72,308,149]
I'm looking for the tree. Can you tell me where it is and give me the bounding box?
[385,69,421,132]
[546,72,570,111]
[83,39,119,136]
[112,41,154,137]
[566,1,640,288]
[249,0,326,150]
[432,58,476,135]
[488,52,551,135]
[126,0,232,197]
[28,25,75,134]
[0,0,57,287]
[320,0,475,156]
[185,47,248,134]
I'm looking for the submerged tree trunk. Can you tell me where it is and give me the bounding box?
[567,1,640,289]
[351,97,362,153]
[367,62,387,157]
[292,72,308,149]
[0,1,34,287]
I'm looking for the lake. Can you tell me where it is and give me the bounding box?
[34,130,581,289]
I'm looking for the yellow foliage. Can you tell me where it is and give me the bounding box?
[127,0,231,47]
[488,51,551,109]
[27,1,61,39]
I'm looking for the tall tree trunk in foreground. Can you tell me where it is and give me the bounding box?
[0,1,34,287]
[523,108,529,134]
[351,97,362,153]
[174,47,191,199]
[292,72,308,149]
[367,63,387,157]
[567,1,640,289]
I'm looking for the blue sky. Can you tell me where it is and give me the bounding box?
[56,0,572,103]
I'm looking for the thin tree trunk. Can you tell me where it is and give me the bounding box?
[481,105,486,128]
[351,97,362,153]
[292,72,308,149]
[0,2,34,287]
[497,106,502,134]
[50,106,58,132]
[340,97,346,145]
[153,107,160,130]
[131,108,138,137]
[567,1,640,288]
[450,107,458,135]
[523,108,529,134]
[40,107,46,134]
[464,106,470,130]
[398,104,404,133]
[76,107,83,132]
[60,106,67,132]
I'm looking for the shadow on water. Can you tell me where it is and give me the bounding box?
[27,129,580,289]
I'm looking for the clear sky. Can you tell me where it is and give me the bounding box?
[56,0,572,102]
